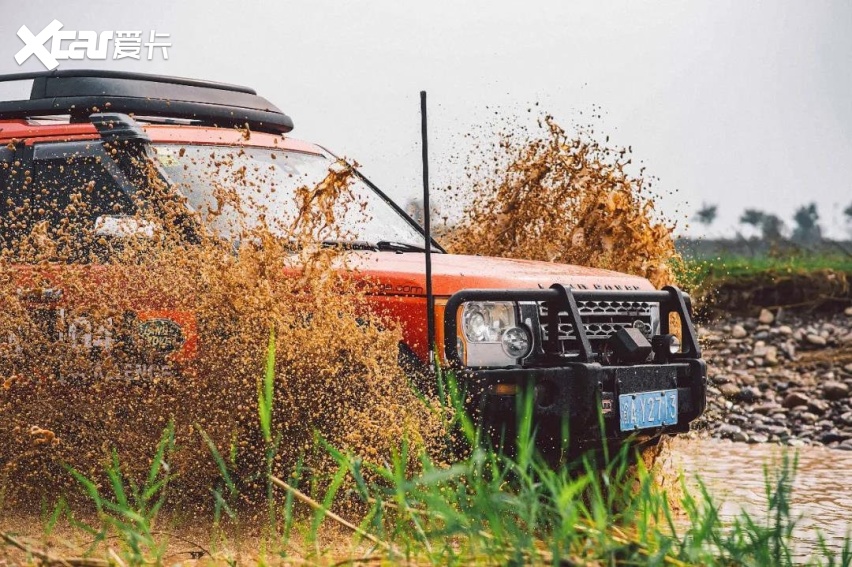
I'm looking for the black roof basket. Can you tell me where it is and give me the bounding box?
[0,70,294,134]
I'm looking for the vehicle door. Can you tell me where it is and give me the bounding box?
[0,137,196,385]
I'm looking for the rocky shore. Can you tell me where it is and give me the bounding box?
[696,306,852,449]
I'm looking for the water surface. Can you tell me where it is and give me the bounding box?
[665,438,852,555]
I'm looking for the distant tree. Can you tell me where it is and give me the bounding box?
[845,203,852,237]
[791,202,822,244]
[740,209,766,239]
[695,204,718,226]
[739,208,785,241]
[740,209,765,230]
[760,214,785,242]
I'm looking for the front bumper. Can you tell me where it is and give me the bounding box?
[443,284,708,444]
[467,359,706,440]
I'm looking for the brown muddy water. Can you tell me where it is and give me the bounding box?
[665,438,852,554]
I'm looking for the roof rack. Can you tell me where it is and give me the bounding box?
[0,70,294,134]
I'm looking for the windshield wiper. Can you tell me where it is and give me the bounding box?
[375,241,434,253]
[321,240,379,251]
[320,240,437,253]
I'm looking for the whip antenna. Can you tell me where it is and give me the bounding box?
[420,91,436,366]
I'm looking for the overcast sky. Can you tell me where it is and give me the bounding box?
[2,0,850,238]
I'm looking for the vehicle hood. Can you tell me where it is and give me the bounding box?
[347,252,655,297]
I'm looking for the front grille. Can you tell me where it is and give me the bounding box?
[538,300,655,348]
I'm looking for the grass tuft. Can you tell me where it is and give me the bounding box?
[2,338,849,566]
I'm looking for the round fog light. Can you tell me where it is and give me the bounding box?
[668,335,681,354]
[501,326,531,358]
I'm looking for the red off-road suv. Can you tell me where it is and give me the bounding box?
[0,70,706,453]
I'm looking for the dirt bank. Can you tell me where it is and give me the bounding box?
[695,269,851,315]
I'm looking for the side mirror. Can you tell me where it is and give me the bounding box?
[94,215,158,238]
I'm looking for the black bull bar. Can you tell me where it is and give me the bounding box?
[443,284,701,365]
[442,284,706,434]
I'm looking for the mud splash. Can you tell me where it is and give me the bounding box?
[0,114,687,512]
[0,138,441,509]
[443,116,680,289]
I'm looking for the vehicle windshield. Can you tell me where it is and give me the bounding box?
[153,144,432,249]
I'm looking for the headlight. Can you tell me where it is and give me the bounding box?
[459,302,533,367]
[462,301,515,343]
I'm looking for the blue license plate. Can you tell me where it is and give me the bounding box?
[619,389,678,432]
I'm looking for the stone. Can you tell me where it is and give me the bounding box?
[717,424,742,439]
[797,411,817,425]
[845,306,852,316]
[732,430,749,443]
[719,383,741,399]
[758,309,775,325]
[778,325,793,336]
[738,386,761,403]
[807,399,830,415]
[738,373,757,386]
[752,341,768,357]
[782,391,810,409]
[765,425,790,437]
[731,324,747,339]
[749,433,769,444]
[843,363,852,375]
[820,430,849,444]
[753,402,781,415]
[764,346,779,366]
[806,334,827,346]
[727,413,748,426]
[823,381,850,401]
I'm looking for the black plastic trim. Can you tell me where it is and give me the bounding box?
[0,70,293,134]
